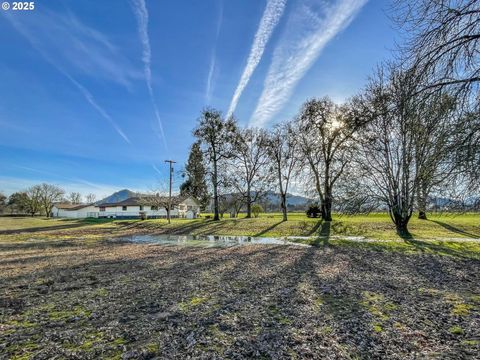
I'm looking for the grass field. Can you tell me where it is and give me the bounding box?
[1,212,479,240]
[1,212,479,258]
[1,213,479,358]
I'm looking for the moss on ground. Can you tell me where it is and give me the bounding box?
[178,296,209,312]
[449,325,464,335]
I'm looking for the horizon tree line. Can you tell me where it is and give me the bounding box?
[0,186,98,217]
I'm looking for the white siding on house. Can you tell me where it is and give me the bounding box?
[53,205,98,219]
[53,196,201,219]
[98,205,179,218]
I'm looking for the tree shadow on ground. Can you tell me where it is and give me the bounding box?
[254,221,283,237]
[3,242,479,359]
[306,219,322,236]
[403,238,480,259]
[429,220,479,238]
[0,222,91,235]
[396,227,414,240]
[128,218,290,238]
[0,239,111,252]
[311,221,331,246]
[395,225,480,260]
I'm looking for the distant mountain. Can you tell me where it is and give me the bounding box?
[99,189,314,209]
[97,189,140,205]
[263,191,313,206]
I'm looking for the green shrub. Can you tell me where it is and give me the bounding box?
[251,204,263,218]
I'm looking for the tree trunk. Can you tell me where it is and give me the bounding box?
[322,170,332,221]
[280,192,287,221]
[246,185,252,218]
[417,182,428,220]
[392,210,412,237]
[395,221,409,235]
[322,195,333,221]
[213,159,220,221]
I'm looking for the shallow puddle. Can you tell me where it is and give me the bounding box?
[122,234,310,248]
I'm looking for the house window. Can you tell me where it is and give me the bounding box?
[122,206,127,211]
[139,205,144,211]
[99,206,105,212]
[151,206,158,211]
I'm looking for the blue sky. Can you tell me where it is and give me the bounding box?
[0,0,396,199]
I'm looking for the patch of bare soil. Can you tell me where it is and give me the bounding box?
[0,241,479,359]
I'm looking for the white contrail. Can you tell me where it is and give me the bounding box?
[65,74,131,144]
[227,0,287,118]
[3,13,131,144]
[205,1,224,104]
[250,0,368,127]
[205,56,217,104]
[131,0,167,148]
[152,164,163,176]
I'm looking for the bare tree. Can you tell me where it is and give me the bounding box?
[355,65,424,234]
[217,193,244,218]
[413,94,459,219]
[393,0,480,187]
[25,186,42,217]
[453,107,480,190]
[296,97,361,221]
[266,122,301,221]
[69,192,82,204]
[85,193,96,204]
[228,193,244,218]
[193,108,237,221]
[230,127,272,218]
[393,0,480,99]
[38,183,65,218]
[139,193,180,220]
[0,192,6,214]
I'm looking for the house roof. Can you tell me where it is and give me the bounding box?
[54,203,94,210]
[100,195,199,207]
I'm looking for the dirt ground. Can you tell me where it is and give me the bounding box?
[1,239,479,359]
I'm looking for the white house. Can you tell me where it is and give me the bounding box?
[53,196,201,219]
[52,203,98,219]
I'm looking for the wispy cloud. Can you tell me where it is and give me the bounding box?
[130,0,167,149]
[3,9,141,87]
[227,0,287,118]
[250,0,368,127]
[6,166,127,197]
[205,0,224,104]
[3,11,132,144]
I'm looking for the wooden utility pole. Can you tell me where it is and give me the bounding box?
[165,160,176,224]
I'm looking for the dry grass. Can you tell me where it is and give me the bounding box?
[0,240,479,359]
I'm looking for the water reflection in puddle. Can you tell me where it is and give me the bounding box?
[123,234,310,248]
